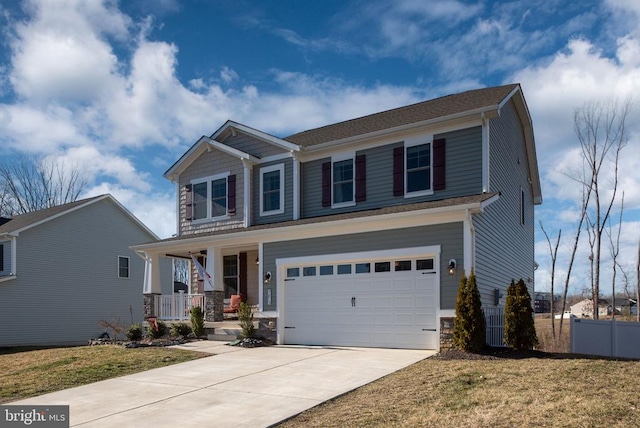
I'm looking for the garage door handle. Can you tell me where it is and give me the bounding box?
[284,278,295,281]
[284,326,295,329]
[422,329,436,331]
[422,272,436,274]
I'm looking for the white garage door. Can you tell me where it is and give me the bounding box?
[279,251,439,350]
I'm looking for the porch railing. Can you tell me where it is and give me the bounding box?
[154,292,205,321]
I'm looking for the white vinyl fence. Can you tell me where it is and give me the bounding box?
[571,317,640,359]
[484,306,506,347]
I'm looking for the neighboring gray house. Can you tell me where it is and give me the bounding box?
[0,194,162,346]
[133,83,542,350]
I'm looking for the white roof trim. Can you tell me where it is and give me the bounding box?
[132,198,489,254]
[302,107,501,153]
[5,195,159,240]
[202,136,261,163]
[213,120,301,152]
[164,135,260,181]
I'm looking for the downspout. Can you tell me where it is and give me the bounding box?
[242,159,252,228]
[482,113,490,193]
[464,209,476,273]
[292,152,300,220]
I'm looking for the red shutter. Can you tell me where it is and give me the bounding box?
[184,184,193,221]
[393,147,404,196]
[322,161,331,207]
[355,154,366,202]
[227,175,236,215]
[433,138,446,191]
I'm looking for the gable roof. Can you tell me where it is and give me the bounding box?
[284,84,520,147]
[0,194,159,240]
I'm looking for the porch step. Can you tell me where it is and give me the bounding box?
[207,327,242,342]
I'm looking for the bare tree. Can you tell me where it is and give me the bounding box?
[605,193,624,319]
[558,180,591,337]
[0,155,87,216]
[540,222,561,346]
[574,99,629,319]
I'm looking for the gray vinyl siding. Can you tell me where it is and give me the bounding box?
[0,198,168,347]
[262,222,463,311]
[0,241,9,275]
[221,132,289,158]
[252,159,294,225]
[178,149,245,235]
[301,127,483,218]
[473,99,535,306]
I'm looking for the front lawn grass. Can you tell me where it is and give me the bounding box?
[0,345,208,404]
[278,354,640,427]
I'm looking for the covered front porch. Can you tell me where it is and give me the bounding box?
[136,241,274,325]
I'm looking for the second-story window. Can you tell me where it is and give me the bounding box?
[260,164,284,216]
[406,143,431,193]
[191,172,231,221]
[211,178,227,217]
[333,159,354,205]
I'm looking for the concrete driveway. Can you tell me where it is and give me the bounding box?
[12,341,434,427]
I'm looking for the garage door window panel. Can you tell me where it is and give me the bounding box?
[303,267,317,276]
[374,262,391,273]
[355,263,370,274]
[395,260,412,271]
[320,265,333,275]
[416,259,434,270]
[337,264,352,275]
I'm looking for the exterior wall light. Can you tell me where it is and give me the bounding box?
[448,259,456,275]
[264,271,272,283]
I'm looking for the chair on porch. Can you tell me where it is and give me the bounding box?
[224,294,242,316]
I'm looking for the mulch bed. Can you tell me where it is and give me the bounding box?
[431,347,560,360]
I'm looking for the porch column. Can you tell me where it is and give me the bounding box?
[205,247,224,321]
[142,252,161,319]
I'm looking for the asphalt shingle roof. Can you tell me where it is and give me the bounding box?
[284,84,519,147]
[0,195,104,234]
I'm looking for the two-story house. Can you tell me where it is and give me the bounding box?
[133,83,542,350]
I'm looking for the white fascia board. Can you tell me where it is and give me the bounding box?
[202,137,260,164]
[106,195,160,241]
[213,121,301,153]
[164,135,260,181]
[8,195,111,235]
[132,201,484,253]
[164,137,207,181]
[500,86,542,205]
[301,109,498,157]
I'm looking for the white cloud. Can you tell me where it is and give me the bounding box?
[84,182,176,239]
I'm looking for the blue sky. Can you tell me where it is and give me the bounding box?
[0,0,639,296]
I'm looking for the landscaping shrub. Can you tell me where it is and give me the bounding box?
[126,323,143,341]
[453,269,486,352]
[504,278,538,349]
[170,322,192,339]
[146,319,167,339]
[238,302,255,338]
[190,306,205,337]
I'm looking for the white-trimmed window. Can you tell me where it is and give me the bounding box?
[118,256,130,279]
[260,164,284,216]
[333,158,354,206]
[405,141,432,196]
[191,172,230,221]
